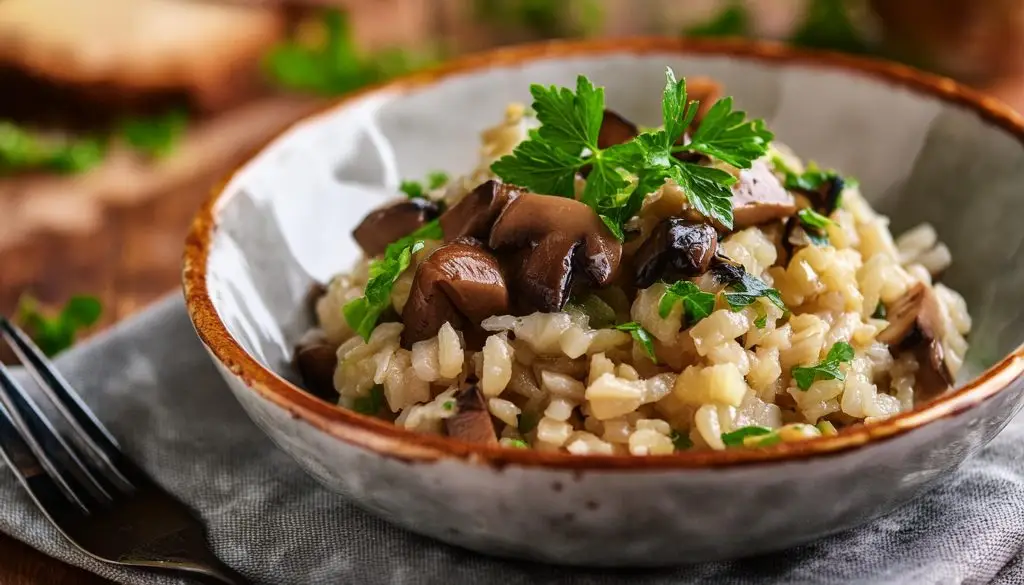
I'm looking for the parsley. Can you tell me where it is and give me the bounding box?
[721,425,773,447]
[797,208,834,247]
[613,322,657,363]
[723,272,785,312]
[352,385,385,415]
[507,438,529,449]
[343,220,443,340]
[0,122,107,176]
[16,295,102,356]
[120,110,187,159]
[872,302,887,320]
[264,9,434,96]
[754,313,768,329]
[442,400,455,411]
[658,281,715,324]
[791,341,855,390]
[491,68,773,235]
[670,430,693,450]
[567,294,617,329]
[685,1,749,38]
[400,171,450,199]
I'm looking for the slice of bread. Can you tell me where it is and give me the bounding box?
[0,0,285,110]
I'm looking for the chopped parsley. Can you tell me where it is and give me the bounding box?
[442,400,455,411]
[16,295,102,356]
[658,280,716,324]
[796,208,834,247]
[724,272,785,313]
[353,385,385,415]
[400,171,450,199]
[343,220,443,340]
[568,294,617,329]
[613,322,657,363]
[491,68,773,237]
[754,312,768,329]
[0,122,107,176]
[721,425,773,447]
[791,341,855,391]
[507,438,529,449]
[670,430,693,450]
[120,110,188,159]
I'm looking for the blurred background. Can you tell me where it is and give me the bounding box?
[3,0,1024,356]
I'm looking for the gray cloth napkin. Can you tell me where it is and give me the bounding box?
[2,295,1023,585]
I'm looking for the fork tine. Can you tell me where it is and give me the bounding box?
[0,362,113,508]
[0,317,133,490]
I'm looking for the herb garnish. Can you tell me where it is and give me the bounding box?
[507,438,529,449]
[442,400,455,411]
[791,341,855,391]
[612,322,657,362]
[491,68,773,237]
[721,425,773,447]
[670,430,693,450]
[0,122,107,176]
[400,171,449,199]
[353,385,385,415]
[16,295,102,356]
[120,110,188,159]
[343,220,443,340]
[796,208,834,247]
[724,272,785,313]
[658,280,715,324]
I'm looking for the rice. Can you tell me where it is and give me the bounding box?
[307,103,973,455]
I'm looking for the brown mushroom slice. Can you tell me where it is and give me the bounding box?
[444,386,498,446]
[489,193,623,312]
[731,159,798,229]
[687,77,723,128]
[876,282,955,401]
[439,180,520,242]
[633,218,718,288]
[401,239,509,346]
[352,198,441,257]
[598,109,639,149]
[292,329,339,402]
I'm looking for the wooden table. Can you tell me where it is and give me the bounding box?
[0,78,1021,585]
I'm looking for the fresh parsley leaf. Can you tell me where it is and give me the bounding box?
[658,281,716,324]
[531,76,604,154]
[491,132,584,197]
[120,110,187,159]
[507,438,529,449]
[670,430,693,450]
[17,295,102,356]
[352,385,385,415]
[400,171,451,199]
[427,171,449,190]
[344,220,441,340]
[724,272,785,312]
[872,302,887,320]
[442,400,455,411]
[0,122,107,176]
[721,426,773,447]
[661,69,700,146]
[791,341,855,390]
[613,322,657,363]
[754,313,768,329]
[685,1,749,38]
[668,162,737,230]
[568,294,617,329]
[684,96,774,169]
[797,208,834,247]
[399,180,425,199]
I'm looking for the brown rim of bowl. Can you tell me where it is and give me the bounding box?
[184,36,1024,470]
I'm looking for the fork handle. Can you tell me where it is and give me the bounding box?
[120,526,247,585]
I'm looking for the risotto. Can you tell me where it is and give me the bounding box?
[293,69,971,454]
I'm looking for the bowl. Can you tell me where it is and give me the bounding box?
[183,38,1024,566]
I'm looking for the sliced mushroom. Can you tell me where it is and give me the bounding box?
[352,198,441,257]
[439,180,520,242]
[598,110,639,149]
[292,329,339,402]
[401,238,509,346]
[633,218,718,288]
[731,159,798,229]
[876,282,954,401]
[489,193,622,312]
[444,385,498,446]
[687,77,723,128]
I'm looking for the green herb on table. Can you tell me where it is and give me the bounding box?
[16,295,102,356]
[612,322,657,363]
[120,110,188,159]
[264,8,434,96]
[343,220,443,340]
[0,122,107,176]
[352,385,385,415]
[491,68,773,238]
[721,425,773,447]
[685,1,749,38]
[791,341,855,391]
[658,280,716,324]
[670,430,693,450]
[723,272,785,313]
[796,208,834,247]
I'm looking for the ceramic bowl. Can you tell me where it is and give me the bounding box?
[183,38,1024,566]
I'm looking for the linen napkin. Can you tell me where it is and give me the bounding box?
[1,295,1023,585]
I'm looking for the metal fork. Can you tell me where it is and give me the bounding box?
[0,317,245,585]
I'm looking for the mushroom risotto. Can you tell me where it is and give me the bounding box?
[294,69,971,453]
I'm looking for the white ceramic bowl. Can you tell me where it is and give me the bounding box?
[184,39,1024,566]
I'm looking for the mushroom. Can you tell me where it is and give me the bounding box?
[598,110,639,149]
[633,218,718,288]
[488,193,623,312]
[731,159,798,229]
[292,329,339,402]
[401,238,509,346]
[352,198,441,257]
[686,77,723,128]
[444,385,498,446]
[439,180,520,242]
[708,253,746,286]
[876,282,955,401]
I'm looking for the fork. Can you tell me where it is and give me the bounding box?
[0,317,246,585]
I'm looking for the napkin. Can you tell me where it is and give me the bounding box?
[1,295,1023,585]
